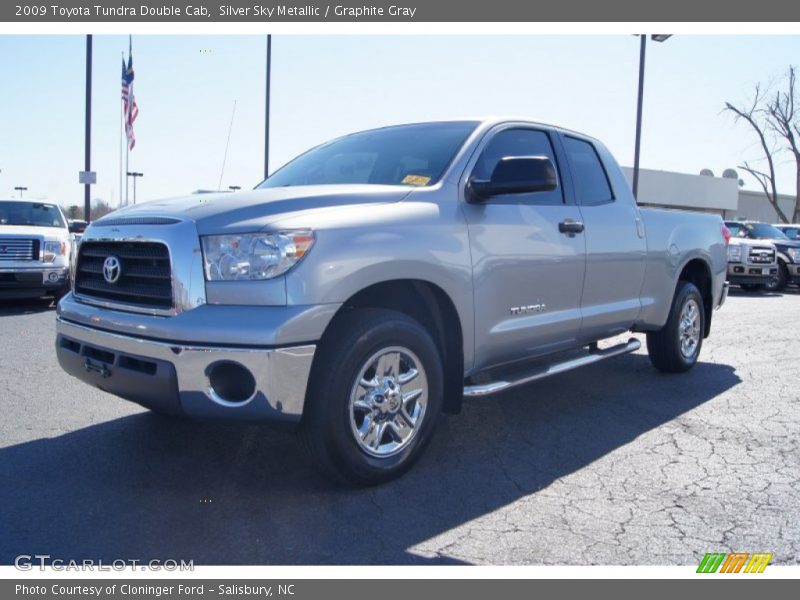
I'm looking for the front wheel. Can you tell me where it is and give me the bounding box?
[739,283,765,292]
[646,281,705,373]
[764,261,788,292]
[297,308,444,486]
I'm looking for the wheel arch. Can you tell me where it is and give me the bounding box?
[318,279,466,414]
[676,257,714,338]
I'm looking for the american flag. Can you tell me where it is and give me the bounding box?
[121,42,139,150]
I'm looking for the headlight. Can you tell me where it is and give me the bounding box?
[201,231,315,281]
[727,244,742,262]
[42,240,66,263]
[788,248,800,263]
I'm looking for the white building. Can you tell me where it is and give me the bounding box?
[621,167,797,223]
[735,190,797,223]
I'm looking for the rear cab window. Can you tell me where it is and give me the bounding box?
[563,136,614,206]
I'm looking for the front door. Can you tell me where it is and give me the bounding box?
[461,125,587,372]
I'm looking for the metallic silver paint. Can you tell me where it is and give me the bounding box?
[58,118,728,414]
[56,317,315,420]
[57,293,340,347]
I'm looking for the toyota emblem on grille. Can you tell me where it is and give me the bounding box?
[103,256,122,284]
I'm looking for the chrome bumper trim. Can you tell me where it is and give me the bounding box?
[56,317,315,421]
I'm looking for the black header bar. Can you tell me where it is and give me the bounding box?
[3,0,800,22]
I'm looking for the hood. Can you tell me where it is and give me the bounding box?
[728,237,772,247]
[97,185,413,235]
[0,224,68,239]
[758,238,800,251]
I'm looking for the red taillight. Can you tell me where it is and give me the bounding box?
[721,223,731,246]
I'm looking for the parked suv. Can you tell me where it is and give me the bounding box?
[725,236,778,291]
[725,220,800,291]
[0,199,71,301]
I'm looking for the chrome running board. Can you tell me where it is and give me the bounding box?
[463,338,641,398]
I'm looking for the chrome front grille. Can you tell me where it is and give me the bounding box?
[75,241,173,309]
[0,238,38,261]
[748,247,775,264]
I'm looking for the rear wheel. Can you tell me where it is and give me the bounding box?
[297,308,444,486]
[646,281,705,373]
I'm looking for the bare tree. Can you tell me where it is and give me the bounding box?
[65,205,82,220]
[725,86,790,223]
[767,66,800,223]
[725,66,800,223]
[91,199,114,220]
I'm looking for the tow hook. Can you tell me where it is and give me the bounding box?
[84,358,111,378]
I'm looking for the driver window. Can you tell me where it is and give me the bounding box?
[473,129,563,204]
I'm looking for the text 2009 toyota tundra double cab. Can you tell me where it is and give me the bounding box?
[55,119,729,484]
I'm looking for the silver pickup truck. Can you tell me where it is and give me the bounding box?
[55,119,729,484]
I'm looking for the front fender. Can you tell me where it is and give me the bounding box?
[283,199,475,369]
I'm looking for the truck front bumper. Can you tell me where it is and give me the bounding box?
[55,317,315,423]
[0,267,69,299]
[726,264,777,286]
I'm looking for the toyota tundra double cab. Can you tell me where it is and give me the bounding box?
[55,119,728,484]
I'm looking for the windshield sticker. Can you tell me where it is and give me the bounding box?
[401,174,432,186]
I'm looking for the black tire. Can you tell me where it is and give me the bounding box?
[646,281,705,373]
[51,287,69,304]
[739,283,765,292]
[765,261,788,292]
[297,308,444,486]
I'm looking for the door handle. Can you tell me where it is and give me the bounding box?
[559,219,585,235]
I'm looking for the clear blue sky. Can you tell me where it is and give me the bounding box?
[0,34,798,206]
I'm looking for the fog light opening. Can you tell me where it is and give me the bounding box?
[207,361,256,406]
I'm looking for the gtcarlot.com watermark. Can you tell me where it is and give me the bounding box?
[15,554,194,572]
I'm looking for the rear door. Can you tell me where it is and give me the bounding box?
[461,125,587,371]
[559,134,647,342]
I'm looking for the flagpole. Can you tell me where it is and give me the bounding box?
[125,36,131,206]
[119,52,124,208]
[125,143,130,206]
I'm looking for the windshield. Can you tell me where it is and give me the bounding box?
[741,223,789,240]
[778,226,800,240]
[0,201,66,228]
[258,121,479,189]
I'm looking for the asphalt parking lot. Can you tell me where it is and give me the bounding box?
[1,290,798,566]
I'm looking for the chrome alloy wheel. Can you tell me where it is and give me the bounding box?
[348,346,428,458]
[678,298,701,359]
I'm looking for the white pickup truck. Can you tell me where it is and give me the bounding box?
[0,199,71,301]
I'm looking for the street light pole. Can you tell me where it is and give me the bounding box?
[264,34,272,180]
[126,172,143,204]
[632,35,647,200]
[14,186,27,198]
[84,34,93,222]
[632,34,671,201]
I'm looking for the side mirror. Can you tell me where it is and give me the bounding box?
[468,156,557,202]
